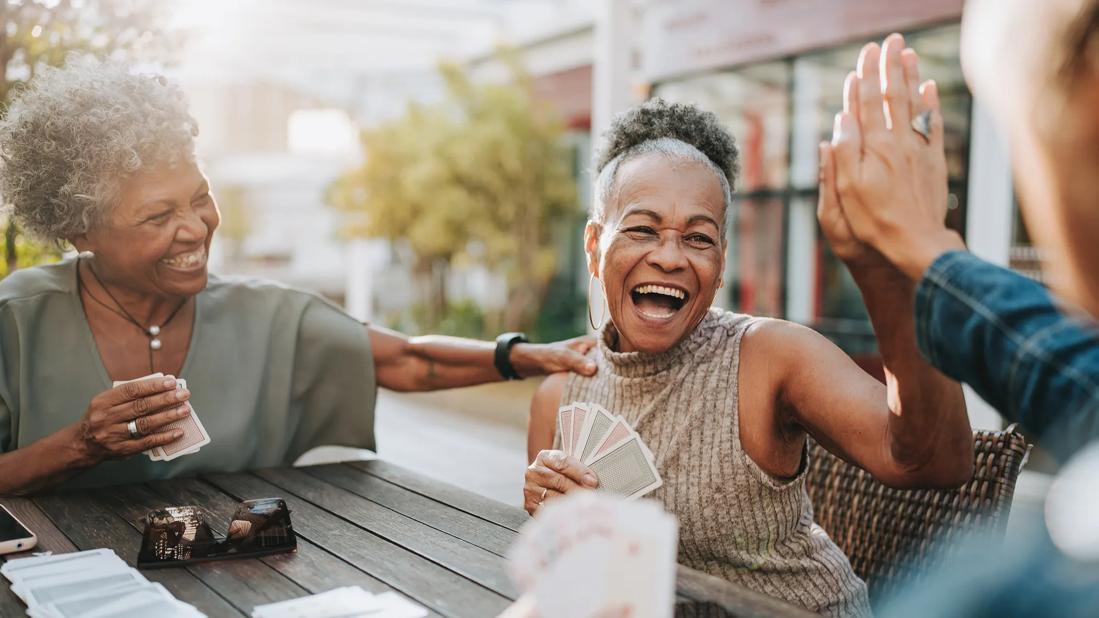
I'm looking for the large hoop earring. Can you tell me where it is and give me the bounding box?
[587,273,608,331]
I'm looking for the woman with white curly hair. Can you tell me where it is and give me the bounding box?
[0,56,596,494]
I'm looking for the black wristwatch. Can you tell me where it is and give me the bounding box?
[494,332,528,380]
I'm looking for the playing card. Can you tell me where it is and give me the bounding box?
[576,405,616,464]
[76,588,204,618]
[38,582,174,618]
[558,405,574,453]
[5,552,127,589]
[506,492,678,618]
[571,403,598,459]
[1,548,118,580]
[251,586,426,618]
[17,566,148,608]
[157,379,211,461]
[252,586,381,617]
[568,403,590,458]
[584,416,634,464]
[588,436,663,499]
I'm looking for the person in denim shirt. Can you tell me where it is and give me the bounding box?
[915,252,1099,461]
[815,0,1099,615]
[818,2,1099,459]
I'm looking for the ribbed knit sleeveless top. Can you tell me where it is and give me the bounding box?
[562,309,871,617]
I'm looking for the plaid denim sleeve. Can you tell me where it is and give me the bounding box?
[914,251,1099,460]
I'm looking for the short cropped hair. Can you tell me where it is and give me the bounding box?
[592,99,739,232]
[0,55,198,242]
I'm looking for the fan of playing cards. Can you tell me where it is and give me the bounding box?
[558,402,662,500]
[115,373,210,461]
[1,548,205,617]
[507,491,679,618]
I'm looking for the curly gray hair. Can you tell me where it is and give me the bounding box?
[0,55,199,243]
[592,99,739,234]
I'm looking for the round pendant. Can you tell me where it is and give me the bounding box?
[148,325,161,336]
[150,338,162,351]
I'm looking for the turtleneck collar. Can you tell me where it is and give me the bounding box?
[596,308,722,378]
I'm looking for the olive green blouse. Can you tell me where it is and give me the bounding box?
[0,258,377,489]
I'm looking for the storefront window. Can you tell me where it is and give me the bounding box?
[792,26,970,331]
[655,24,972,358]
[728,197,785,317]
[654,62,790,192]
[653,62,790,312]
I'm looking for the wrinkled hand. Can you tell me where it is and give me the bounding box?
[826,33,965,280]
[523,449,599,515]
[818,139,888,271]
[74,375,190,464]
[512,335,598,378]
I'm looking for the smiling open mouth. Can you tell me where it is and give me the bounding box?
[630,284,689,320]
[160,246,207,272]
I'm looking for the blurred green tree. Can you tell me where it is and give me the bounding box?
[330,50,578,333]
[0,0,181,276]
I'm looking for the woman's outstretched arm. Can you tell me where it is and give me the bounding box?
[368,325,596,392]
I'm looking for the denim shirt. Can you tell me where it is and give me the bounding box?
[884,250,1099,616]
[914,251,1099,461]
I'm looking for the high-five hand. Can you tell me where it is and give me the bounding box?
[822,33,965,280]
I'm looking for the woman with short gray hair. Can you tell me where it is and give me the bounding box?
[522,99,974,616]
[0,56,596,494]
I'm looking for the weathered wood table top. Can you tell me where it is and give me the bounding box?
[0,460,813,617]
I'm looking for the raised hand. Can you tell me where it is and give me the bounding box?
[824,33,965,280]
[511,335,598,378]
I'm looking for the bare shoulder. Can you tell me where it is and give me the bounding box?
[528,372,570,460]
[739,317,845,385]
[531,372,569,416]
[742,317,831,356]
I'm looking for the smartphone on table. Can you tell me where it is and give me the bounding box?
[0,504,37,555]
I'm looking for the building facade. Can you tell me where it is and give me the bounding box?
[595,0,1035,430]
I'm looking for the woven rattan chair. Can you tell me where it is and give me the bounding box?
[805,426,1030,606]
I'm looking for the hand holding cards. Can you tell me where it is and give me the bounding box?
[559,402,662,500]
[507,491,678,618]
[1,548,205,617]
[113,373,210,461]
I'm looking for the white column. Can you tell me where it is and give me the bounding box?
[965,100,1014,267]
[961,99,1015,430]
[345,239,373,322]
[786,61,823,324]
[588,0,635,332]
[785,201,816,323]
[592,0,635,143]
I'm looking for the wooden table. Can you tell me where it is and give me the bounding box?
[0,460,813,617]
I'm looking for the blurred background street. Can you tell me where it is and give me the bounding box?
[375,383,535,507]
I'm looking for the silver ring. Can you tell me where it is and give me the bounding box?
[127,420,141,439]
[911,110,932,143]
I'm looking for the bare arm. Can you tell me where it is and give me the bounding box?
[792,35,970,488]
[368,325,595,393]
[527,373,568,462]
[756,276,971,489]
[521,372,597,514]
[0,426,92,495]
